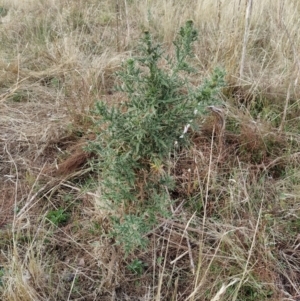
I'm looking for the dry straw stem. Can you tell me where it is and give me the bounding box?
[239,0,253,81]
[193,125,216,298]
[210,278,239,301]
[232,200,263,301]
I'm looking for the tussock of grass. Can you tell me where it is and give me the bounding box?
[1,0,300,300]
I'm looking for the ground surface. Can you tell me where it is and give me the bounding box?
[1,1,300,300]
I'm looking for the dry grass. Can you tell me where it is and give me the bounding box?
[1,0,300,300]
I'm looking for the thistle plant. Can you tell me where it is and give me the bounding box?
[89,21,225,253]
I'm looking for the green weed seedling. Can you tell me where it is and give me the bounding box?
[127,259,147,276]
[46,208,70,227]
[0,7,8,18]
[11,91,28,103]
[0,267,5,287]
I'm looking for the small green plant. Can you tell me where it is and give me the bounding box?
[89,221,103,235]
[0,267,5,287]
[0,7,8,18]
[46,208,70,226]
[127,259,147,276]
[11,91,27,103]
[229,283,273,301]
[89,21,225,253]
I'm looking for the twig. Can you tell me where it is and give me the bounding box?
[279,83,291,132]
[116,0,120,52]
[239,0,253,81]
[124,0,130,48]
[232,199,263,301]
[217,0,222,32]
